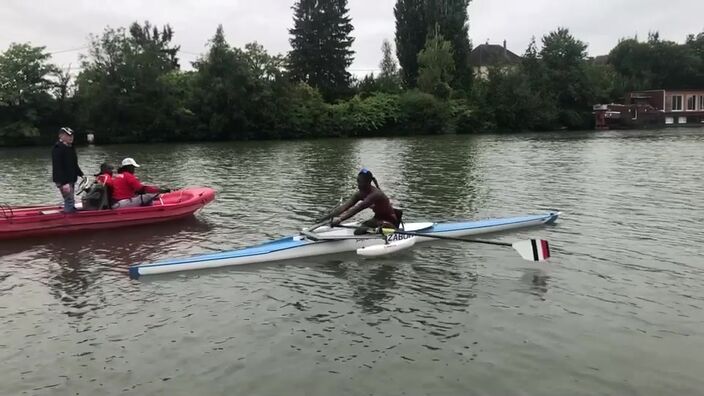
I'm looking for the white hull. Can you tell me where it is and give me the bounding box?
[130,212,560,278]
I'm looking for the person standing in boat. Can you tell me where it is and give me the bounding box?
[110,158,170,208]
[327,168,400,234]
[51,127,84,213]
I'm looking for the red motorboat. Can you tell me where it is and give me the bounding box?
[0,187,215,240]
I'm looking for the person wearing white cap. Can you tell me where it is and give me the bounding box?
[51,127,84,213]
[109,158,170,208]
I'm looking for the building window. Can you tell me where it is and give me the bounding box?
[678,116,687,124]
[672,95,683,111]
[665,117,674,124]
[700,95,704,110]
[687,96,696,111]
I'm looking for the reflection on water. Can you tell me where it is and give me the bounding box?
[1,129,704,395]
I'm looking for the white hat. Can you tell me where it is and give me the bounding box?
[121,158,140,167]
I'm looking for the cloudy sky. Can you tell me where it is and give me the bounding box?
[1,0,703,76]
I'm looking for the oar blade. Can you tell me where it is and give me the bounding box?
[511,239,551,262]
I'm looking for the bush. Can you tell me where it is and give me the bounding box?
[329,93,400,136]
[0,122,40,146]
[397,91,450,134]
[275,82,330,138]
[450,99,480,134]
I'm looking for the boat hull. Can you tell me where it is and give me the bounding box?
[130,211,559,278]
[0,187,215,240]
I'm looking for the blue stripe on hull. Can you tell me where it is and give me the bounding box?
[428,213,557,233]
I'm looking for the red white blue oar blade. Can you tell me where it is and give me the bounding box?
[511,239,551,262]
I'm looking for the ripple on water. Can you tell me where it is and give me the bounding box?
[1,131,704,395]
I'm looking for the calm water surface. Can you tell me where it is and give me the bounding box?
[1,130,703,395]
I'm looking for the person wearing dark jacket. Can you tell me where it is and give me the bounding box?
[52,127,84,213]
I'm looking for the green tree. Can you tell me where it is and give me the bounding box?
[395,0,472,91]
[0,43,57,108]
[394,0,426,87]
[241,42,292,137]
[607,38,653,91]
[520,37,560,130]
[423,0,472,92]
[417,27,455,99]
[609,32,704,91]
[244,42,285,82]
[686,31,704,59]
[476,66,557,131]
[0,42,58,143]
[76,22,183,141]
[355,73,380,97]
[377,39,402,93]
[190,25,254,140]
[288,0,355,101]
[540,28,592,129]
[129,21,180,69]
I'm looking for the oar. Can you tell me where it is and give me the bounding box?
[330,224,551,262]
[379,228,551,262]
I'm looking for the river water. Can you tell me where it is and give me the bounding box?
[1,129,703,395]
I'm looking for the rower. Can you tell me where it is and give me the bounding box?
[328,168,401,235]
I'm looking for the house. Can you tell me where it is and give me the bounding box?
[468,40,521,80]
[627,89,704,125]
[593,89,704,129]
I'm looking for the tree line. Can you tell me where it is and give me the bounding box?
[1,0,703,145]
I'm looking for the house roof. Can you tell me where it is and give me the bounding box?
[468,44,521,67]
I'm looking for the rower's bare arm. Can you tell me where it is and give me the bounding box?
[338,205,362,222]
[332,193,361,217]
[339,193,376,221]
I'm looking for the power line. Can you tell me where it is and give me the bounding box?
[48,46,89,55]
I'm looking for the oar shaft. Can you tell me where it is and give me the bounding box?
[333,224,512,247]
[389,230,513,247]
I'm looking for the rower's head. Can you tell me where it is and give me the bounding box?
[357,168,380,191]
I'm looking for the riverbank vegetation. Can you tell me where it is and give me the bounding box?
[1,0,703,145]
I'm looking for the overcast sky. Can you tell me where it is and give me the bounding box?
[2,0,703,76]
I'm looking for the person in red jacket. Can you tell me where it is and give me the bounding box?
[110,158,170,208]
[95,163,114,186]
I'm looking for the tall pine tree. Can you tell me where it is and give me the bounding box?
[289,0,355,101]
[426,0,472,92]
[395,0,472,91]
[378,39,401,92]
[394,0,426,88]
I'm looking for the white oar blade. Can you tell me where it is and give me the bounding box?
[357,237,416,257]
[511,239,551,262]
